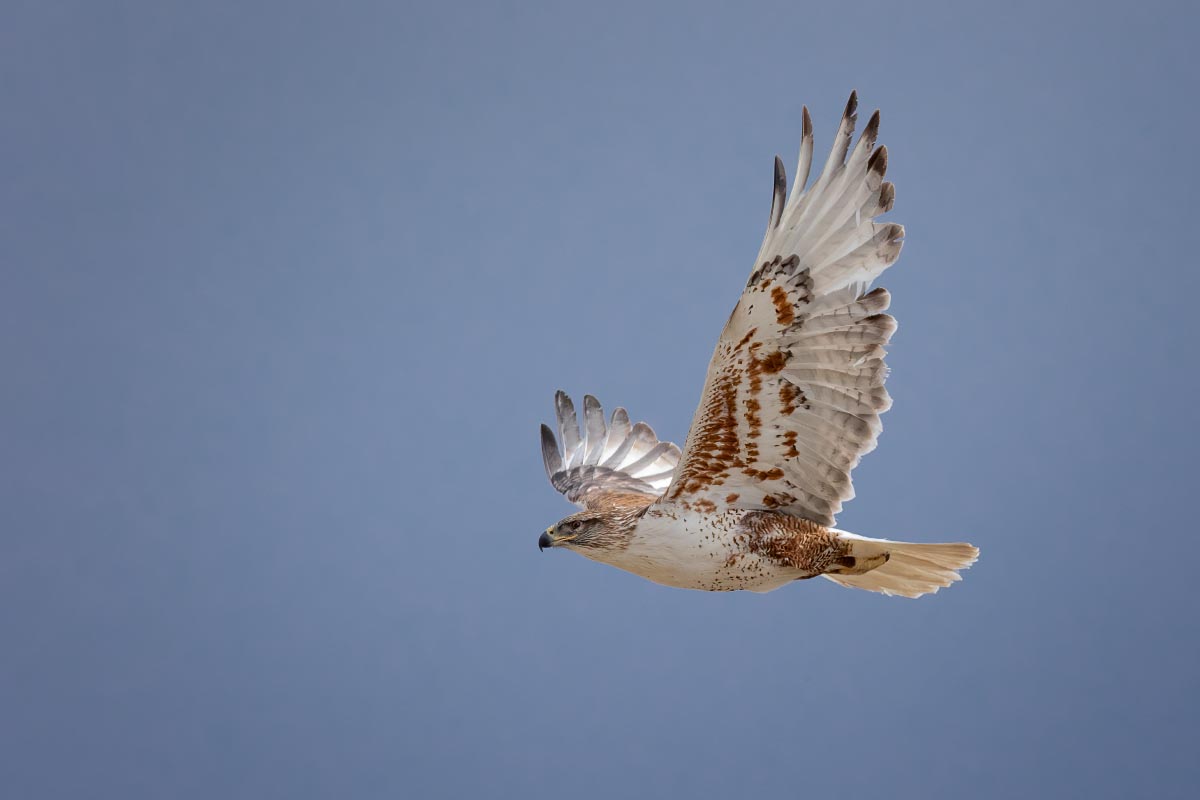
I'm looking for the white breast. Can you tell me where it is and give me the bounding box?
[592,508,796,592]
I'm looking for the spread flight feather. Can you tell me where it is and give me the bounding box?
[541,91,898,529]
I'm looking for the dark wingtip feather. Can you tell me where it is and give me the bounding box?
[555,390,576,423]
[769,155,787,229]
[541,424,563,478]
[867,144,888,176]
[844,90,858,119]
[879,181,895,213]
[863,109,881,144]
[801,105,812,138]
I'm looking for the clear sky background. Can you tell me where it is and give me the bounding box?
[3,1,1198,797]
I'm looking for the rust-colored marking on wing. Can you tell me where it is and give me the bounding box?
[779,382,805,415]
[761,490,797,509]
[771,285,795,326]
[759,350,787,374]
[733,328,757,352]
[739,340,788,483]
[667,364,743,498]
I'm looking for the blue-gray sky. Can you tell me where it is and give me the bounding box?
[3,1,1198,797]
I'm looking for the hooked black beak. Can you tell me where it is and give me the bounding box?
[538,530,553,551]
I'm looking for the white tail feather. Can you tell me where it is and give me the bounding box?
[825,529,979,599]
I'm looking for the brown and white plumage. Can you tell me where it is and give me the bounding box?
[538,94,978,598]
[663,93,897,527]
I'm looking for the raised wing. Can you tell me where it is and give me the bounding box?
[660,92,900,526]
[541,391,681,508]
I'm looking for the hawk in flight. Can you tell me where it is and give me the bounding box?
[538,93,978,597]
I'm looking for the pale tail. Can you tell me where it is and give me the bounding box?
[825,530,979,598]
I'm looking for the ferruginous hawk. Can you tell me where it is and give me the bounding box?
[538,93,978,597]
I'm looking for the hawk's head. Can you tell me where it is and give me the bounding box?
[539,506,643,554]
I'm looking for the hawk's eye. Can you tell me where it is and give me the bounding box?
[569,521,582,532]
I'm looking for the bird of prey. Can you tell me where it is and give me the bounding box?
[538,93,978,597]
